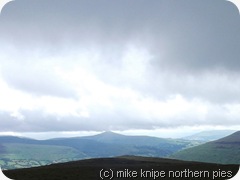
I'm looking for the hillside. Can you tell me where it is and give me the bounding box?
[183,130,236,142]
[3,156,239,180]
[0,132,201,169]
[82,131,200,153]
[171,131,240,164]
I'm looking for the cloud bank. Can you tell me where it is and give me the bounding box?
[0,0,239,133]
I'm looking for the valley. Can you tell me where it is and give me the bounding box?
[0,131,201,170]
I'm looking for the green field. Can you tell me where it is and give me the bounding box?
[0,143,86,169]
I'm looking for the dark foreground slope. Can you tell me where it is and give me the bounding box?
[171,131,240,164]
[4,156,239,180]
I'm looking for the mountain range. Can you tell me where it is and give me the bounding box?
[182,130,236,142]
[0,131,201,169]
[1,130,239,170]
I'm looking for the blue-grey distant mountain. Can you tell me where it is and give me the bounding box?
[182,130,237,142]
[0,132,201,169]
[171,131,240,164]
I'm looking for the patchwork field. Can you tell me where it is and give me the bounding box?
[0,143,86,169]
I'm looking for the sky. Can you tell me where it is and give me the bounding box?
[0,0,239,139]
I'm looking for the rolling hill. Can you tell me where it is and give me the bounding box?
[0,132,201,169]
[3,156,239,180]
[171,131,240,164]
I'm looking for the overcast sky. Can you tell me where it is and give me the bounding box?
[0,0,239,139]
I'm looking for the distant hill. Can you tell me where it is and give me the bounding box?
[82,131,200,150]
[182,130,237,142]
[4,156,239,180]
[171,131,240,164]
[0,144,5,153]
[0,132,201,169]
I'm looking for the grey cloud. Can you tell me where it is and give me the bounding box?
[0,111,23,131]
[0,103,239,132]
[1,0,239,72]
[144,71,240,103]
[149,1,240,73]
[0,0,240,132]
[1,0,239,100]
[0,109,147,132]
[0,61,77,98]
